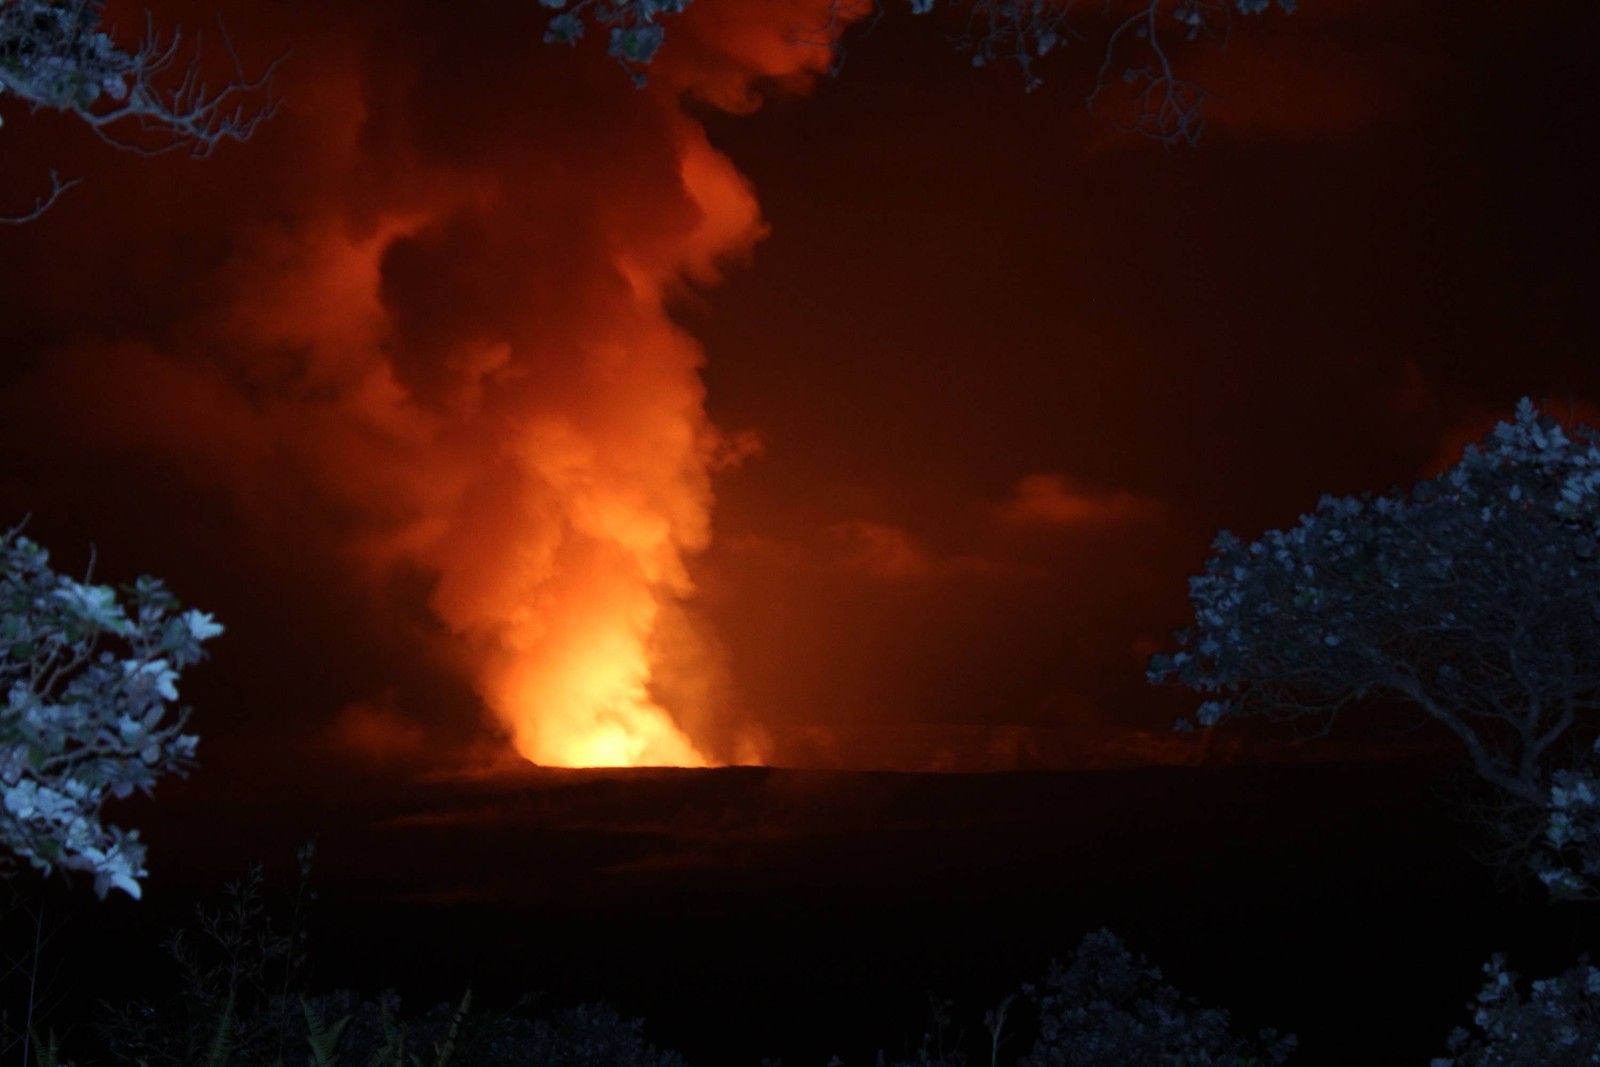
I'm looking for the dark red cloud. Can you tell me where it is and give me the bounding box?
[0,0,867,781]
[0,0,1594,785]
[996,473,1164,528]
[677,0,1598,763]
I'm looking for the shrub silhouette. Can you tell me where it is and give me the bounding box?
[1433,953,1600,1066]
[89,844,687,1067]
[1017,929,1296,1067]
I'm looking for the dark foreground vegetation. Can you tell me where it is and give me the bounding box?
[4,760,1600,1067]
[12,854,1297,1067]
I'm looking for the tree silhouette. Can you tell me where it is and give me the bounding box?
[1149,398,1600,900]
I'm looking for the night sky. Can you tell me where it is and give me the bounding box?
[2,0,1598,780]
[5,2,1600,1063]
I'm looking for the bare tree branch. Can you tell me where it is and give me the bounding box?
[540,0,1299,147]
[789,0,880,78]
[71,10,286,157]
[956,0,1085,92]
[0,0,285,221]
[1088,0,1232,146]
[0,167,78,223]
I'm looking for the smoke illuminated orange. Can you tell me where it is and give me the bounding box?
[496,619,710,767]
[443,96,810,768]
[375,0,864,770]
[187,0,862,772]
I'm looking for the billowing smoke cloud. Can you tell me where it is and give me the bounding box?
[0,0,857,771]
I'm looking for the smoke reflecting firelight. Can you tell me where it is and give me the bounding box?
[494,594,713,768]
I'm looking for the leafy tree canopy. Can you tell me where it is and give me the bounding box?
[1,522,221,899]
[1149,398,1600,900]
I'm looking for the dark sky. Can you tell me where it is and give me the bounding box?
[0,0,1595,784]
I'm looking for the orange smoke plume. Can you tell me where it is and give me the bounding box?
[392,3,855,769]
[0,0,862,772]
[408,121,769,768]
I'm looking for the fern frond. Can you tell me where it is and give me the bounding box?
[205,986,236,1067]
[301,995,353,1067]
[429,988,471,1067]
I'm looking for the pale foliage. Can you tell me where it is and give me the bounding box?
[0,522,221,899]
[1148,397,1600,901]
[1433,953,1600,1067]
